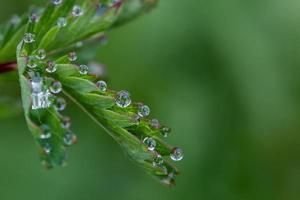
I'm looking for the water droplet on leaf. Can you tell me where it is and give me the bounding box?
[64,131,77,146]
[68,52,77,61]
[23,33,35,43]
[150,119,160,129]
[46,61,57,73]
[138,104,150,117]
[96,80,107,92]
[54,97,67,111]
[143,137,156,151]
[79,64,89,75]
[27,56,37,69]
[57,17,67,27]
[153,154,164,167]
[50,80,62,94]
[161,126,171,138]
[170,147,183,161]
[36,49,46,60]
[51,0,63,5]
[72,5,83,17]
[115,90,131,108]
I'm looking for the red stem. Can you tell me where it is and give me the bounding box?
[0,61,17,73]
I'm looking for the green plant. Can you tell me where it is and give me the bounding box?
[0,0,183,186]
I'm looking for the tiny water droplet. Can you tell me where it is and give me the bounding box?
[42,143,52,154]
[50,80,62,94]
[138,104,150,117]
[115,90,131,108]
[29,13,39,23]
[68,51,77,61]
[79,64,89,75]
[62,117,71,129]
[95,4,108,16]
[150,119,160,129]
[161,126,171,138]
[36,49,46,60]
[57,17,67,27]
[96,80,107,92]
[64,131,77,146]
[23,33,35,43]
[40,125,52,139]
[54,97,67,111]
[27,56,37,69]
[153,154,164,167]
[72,5,83,17]
[51,0,63,5]
[143,137,156,151]
[46,61,57,73]
[170,147,184,161]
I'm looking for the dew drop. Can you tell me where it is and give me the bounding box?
[23,33,35,43]
[138,104,150,117]
[150,119,160,129]
[51,0,63,5]
[79,64,89,75]
[46,61,57,73]
[50,80,62,94]
[115,90,131,108]
[29,13,39,23]
[36,49,46,60]
[40,125,52,139]
[143,137,156,151]
[27,56,37,69]
[62,117,71,129]
[96,80,107,92]
[68,51,77,61]
[153,154,164,167]
[161,126,171,138]
[57,17,67,27]
[72,5,83,17]
[42,143,52,154]
[170,147,184,161]
[54,97,67,111]
[63,131,77,146]
[76,41,83,48]
[31,76,43,93]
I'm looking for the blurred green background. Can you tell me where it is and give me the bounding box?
[1,0,300,199]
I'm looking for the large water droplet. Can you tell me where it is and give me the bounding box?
[51,0,63,5]
[150,119,160,129]
[63,131,77,146]
[143,137,156,151]
[46,61,57,73]
[68,51,77,61]
[54,97,67,111]
[96,80,107,92]
[79,64,89,75]
[138,104,150,117]
[57,17,67,27]
[27,56,37,69]
[50,80,62,94]
[72,5,83,17]
[153,154,164,167]
[115,90,131,108]
[23,33,35,43]
[170,147,184,161]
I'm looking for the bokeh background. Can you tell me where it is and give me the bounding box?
[1,0,300,199]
